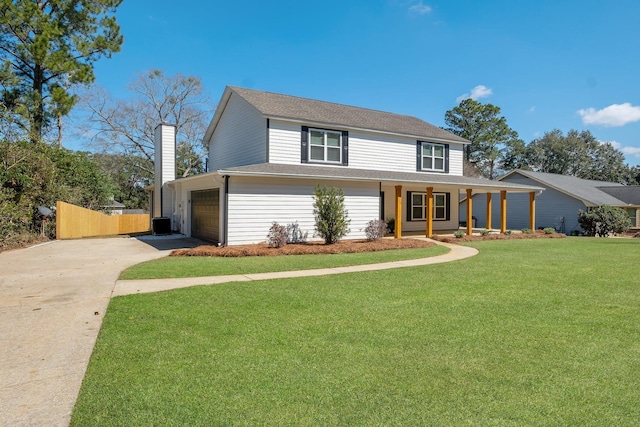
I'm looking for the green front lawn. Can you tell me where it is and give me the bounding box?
[73,238,640,426]
[119,245,449,279]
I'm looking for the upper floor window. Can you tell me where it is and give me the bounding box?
[422,142,445,171]
[310,129,342,163]
[417,141,448,173]
[301,126,349,166]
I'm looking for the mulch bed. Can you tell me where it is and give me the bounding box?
[170,238,436,257]
[431,230,567,244]
[170,231,568,257]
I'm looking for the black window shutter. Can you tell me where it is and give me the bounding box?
[445,192,451,220]
[301,126,308,163]
[444,144,450,173]
[416,142,422,171]
[406,191,412,222]
[342,131,349,166]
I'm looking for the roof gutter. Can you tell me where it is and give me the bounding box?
[217,169,544,193]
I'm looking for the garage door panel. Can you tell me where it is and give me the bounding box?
[191,189,219,243]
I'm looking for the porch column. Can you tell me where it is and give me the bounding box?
[466,188,473,236]
[500,190,507,233]
[529,192,536,231]
[636,208,640,228]
[395,185,402,239]
[426,186,433,237]
[486,193,493,230]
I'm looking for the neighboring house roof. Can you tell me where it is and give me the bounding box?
[217,163,542,193]
[598,186,640,205]
[102,200,126,209]
[205,86,470,144]
[501,170,628,206]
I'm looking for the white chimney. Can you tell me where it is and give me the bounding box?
[153,123,176,219]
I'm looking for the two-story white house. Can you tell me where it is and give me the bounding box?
[152,86,542,245]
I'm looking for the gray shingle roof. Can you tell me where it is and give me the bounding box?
[219,163,542,193]
[503,170,630,206]
[598,186,640,205]
[228,86,469,144]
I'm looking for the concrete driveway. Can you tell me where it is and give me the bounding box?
[0,236,201,427]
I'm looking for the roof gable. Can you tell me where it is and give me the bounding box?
[501,170,627,206]
[205,86,469,144]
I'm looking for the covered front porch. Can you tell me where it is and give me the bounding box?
[383,182,544,239]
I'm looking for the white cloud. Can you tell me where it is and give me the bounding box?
[456,85,493,103]
[408,2,432,14]
[529,106,536,113]
[621,146,640,158]
[605,140,622,149]
[577,103,640,127]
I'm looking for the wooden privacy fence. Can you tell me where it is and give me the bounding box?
[56,201,150,239]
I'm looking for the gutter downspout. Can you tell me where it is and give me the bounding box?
[224,175,229,246]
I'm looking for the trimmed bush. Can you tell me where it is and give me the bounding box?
[454,230,465,238]
[578,206,631,237]
[504,229,513,235]
[266,222,288,248]
[479,229,491,236]
[364,219,389,241]
[521,228,533,234]
[313,186,351,244]
[543,227,555,234]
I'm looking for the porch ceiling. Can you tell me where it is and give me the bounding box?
[218,163,543,194]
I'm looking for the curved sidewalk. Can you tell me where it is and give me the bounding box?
[112,240,478,297]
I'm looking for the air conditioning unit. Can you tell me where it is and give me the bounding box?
[152,217,171,235]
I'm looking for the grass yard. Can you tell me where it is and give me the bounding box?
[119,245,449,279]
[73,238,640,426]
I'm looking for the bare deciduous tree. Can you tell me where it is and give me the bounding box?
[78,69,213,178]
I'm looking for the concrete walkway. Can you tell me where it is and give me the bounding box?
[0,237,476,427]
[113,240,478,296]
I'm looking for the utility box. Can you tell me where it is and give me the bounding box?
[152,217,171,235]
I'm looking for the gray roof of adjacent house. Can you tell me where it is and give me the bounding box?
[218,163,542,193]
[501,170,636,206]
[102,200,126,209]
[206,86,470,144]
[598,186,640,205]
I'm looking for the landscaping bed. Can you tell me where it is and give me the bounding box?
[431,230,567,243]
[170,238,436,257]
[171,230,567,257]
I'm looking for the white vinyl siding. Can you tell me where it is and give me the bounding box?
[268,120,465,175]
[208,93,266,170]
[339,129,465,176]
[268,119,302,164]
[227,177,379,246]
[447,144,464,176]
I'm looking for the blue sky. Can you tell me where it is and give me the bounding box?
[72,0,640,166]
